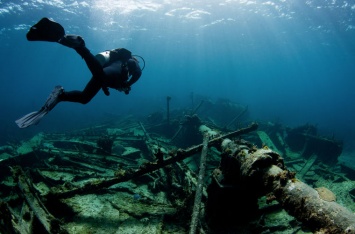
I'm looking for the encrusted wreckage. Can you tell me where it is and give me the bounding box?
[210,138,355,233]
[0,98,354,233]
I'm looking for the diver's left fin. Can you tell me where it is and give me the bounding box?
[15,110,47,128]
[15,86,64,128]
[26,17,65,42]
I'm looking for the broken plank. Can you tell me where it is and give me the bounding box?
[297,154,318,179]
[15,166,68,234]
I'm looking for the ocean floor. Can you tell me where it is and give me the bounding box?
[1,100,355,233]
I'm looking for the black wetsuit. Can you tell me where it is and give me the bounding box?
[59,46,141,104]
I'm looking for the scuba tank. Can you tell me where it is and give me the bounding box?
[95,51,111,67]
[95,48,146,70]
[95,48,132,67]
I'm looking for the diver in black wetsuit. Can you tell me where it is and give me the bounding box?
[59,36,142,104]
[15,18,143,128]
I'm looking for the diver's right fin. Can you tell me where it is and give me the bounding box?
[26,17,65,42]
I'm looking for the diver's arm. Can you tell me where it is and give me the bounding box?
[126,58,142,86]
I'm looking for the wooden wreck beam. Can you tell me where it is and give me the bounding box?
[0,202,19,234]
[48,123,258,199]
[14,167,68,234]
[220,139,355,233]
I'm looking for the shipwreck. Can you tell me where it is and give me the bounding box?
[0,98,354,234]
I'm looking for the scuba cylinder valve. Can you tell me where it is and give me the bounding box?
[95,51,111,67]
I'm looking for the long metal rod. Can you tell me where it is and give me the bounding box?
[189,134,209,234]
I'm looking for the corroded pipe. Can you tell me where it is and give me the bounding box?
[220,139,355,233]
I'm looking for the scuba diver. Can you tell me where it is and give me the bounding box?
[15,18,143,128]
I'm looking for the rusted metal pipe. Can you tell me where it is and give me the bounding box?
[219,139,355,233]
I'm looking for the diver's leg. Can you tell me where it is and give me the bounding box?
[58,35,104,77]
[58,35,109,96]
[73,46,110,95]
[59,77,101,104]
[74,46,104,77]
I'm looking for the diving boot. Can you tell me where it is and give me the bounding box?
[43,85,64,111]
[58,34,85,48]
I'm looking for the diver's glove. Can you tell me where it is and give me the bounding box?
[117,86,130,94]
[123,86,131,95]
[117,82,131,95]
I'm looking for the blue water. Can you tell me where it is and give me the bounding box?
[0,1,354,152]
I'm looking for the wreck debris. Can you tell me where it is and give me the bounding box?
[349,188,355,202]
[0,202,18,234]
[189,134,209,234]
[48,123,258,199]
[170,100,204,143]
[14,166,68,234]
[96,135,114,154]
[297,154,318,180]
[257,130,281,153]
[285,124,342,164]
[1,103,353,233]
[216,139,355,233]
[139,121,151,141]
[173,114,204,147]
[224,105,248,129]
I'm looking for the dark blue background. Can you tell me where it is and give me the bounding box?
[0,0,354,153]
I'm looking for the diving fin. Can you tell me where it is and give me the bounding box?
[15,86,64,128]
[27,17,65,42]
[15,110,48,128]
